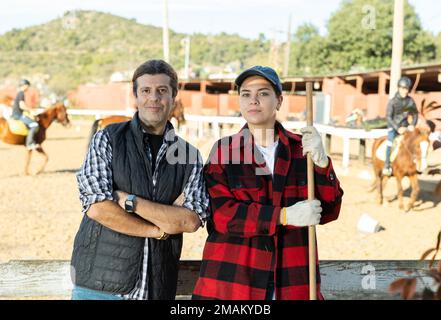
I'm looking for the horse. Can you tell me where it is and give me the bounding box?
[87,99,186,146]
[171,98,185,128]
[0,95,14,117]
[0,102,70,175]
[371,127,431,211]
[436,181,441,196]
[0,94,13,106]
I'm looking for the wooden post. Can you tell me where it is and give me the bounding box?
[359,139,366,164]
[162,0,170,62]
[325,134,332,155]
[343,137,350,169]
[306,82,317,300]
[411,73,421,94]
[283,14,292,78]
[389,0,404,98]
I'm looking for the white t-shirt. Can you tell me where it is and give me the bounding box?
[256,139,279,300]
[256,140,279,175]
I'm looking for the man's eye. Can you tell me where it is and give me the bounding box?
[260,92,269,96]
[159,88,168,94]
[241,93,250,97]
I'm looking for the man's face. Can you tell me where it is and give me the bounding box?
[398,86,409,98]
[135,74,175,130]
[239,76,282,127]
[20,84,29,92]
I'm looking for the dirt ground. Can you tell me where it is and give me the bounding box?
[0,120,440,264]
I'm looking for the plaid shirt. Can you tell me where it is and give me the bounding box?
[192,122,343,300]
[76,122,209,300]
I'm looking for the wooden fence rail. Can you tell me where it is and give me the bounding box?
[0,260,438,300]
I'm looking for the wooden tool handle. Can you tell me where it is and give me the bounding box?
[306,82,317,300]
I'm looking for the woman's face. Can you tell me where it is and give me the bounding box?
[239,76,282,128]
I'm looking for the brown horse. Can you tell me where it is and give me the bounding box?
[371,128,431,211]
[436,181,441,196]
[0,102,70,175]
[0,94,14,106]
[87,99,186,145]
[0,95,14,118]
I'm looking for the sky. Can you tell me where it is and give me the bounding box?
[0,0,440,39]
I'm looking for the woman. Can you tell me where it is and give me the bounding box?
[193,66,344,300]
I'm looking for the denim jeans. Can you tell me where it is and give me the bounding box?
[71,286,124,300]
[384,127,399,168]
[20,115,39,147]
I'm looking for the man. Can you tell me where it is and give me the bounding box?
[382,76,419,176]
[192,66,343,300]
[11,79,39,149]
[71,59,209,300]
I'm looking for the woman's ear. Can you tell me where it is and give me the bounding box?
[276,95,283,111]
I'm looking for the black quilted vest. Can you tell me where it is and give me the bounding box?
[71,113,195,299]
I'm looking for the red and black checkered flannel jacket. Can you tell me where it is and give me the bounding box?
[192,122,343,300]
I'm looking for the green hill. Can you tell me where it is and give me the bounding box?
[0,10,269,94]
[0,4,438,95]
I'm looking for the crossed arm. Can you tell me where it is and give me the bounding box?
[79,130,207,239]
[87,200,163,238]
[87,193,201,237]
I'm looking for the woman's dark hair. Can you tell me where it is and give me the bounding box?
[132,59,178,98]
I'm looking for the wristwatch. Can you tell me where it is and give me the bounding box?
[125,194,136,213]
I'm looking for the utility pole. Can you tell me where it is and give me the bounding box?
[389,0,404,98]
[269,28,284,72]
[283,14,292,78]
[181,37,191,80]
[163,0,170,63]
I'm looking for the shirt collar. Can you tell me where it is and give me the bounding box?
[131,112,177,147]
[233,120,292,150]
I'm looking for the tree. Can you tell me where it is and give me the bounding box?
[289,23,329,75]
[325,0,436,73]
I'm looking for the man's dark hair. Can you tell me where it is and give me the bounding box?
[132,59,178,98]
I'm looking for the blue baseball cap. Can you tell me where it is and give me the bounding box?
[235,66,282,95]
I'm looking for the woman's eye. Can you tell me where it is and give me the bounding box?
[260,92,269,96]
[241,93,250,97]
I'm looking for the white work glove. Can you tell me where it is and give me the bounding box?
[283,199,322,227]
[300,126,329,168]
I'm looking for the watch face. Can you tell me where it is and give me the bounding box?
[125,194,136,212]
[125,200,134,212]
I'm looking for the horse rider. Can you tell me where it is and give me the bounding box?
[382,76,419,176]
[11,79,39,150]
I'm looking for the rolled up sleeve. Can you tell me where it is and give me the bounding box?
[76,129,114,214]
[313,157,344,225]
[182,150,210,226]
[204,162,280,237]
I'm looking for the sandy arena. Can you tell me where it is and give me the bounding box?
[0,120,440,264]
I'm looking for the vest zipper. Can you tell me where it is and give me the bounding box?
[151,142,167,201]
